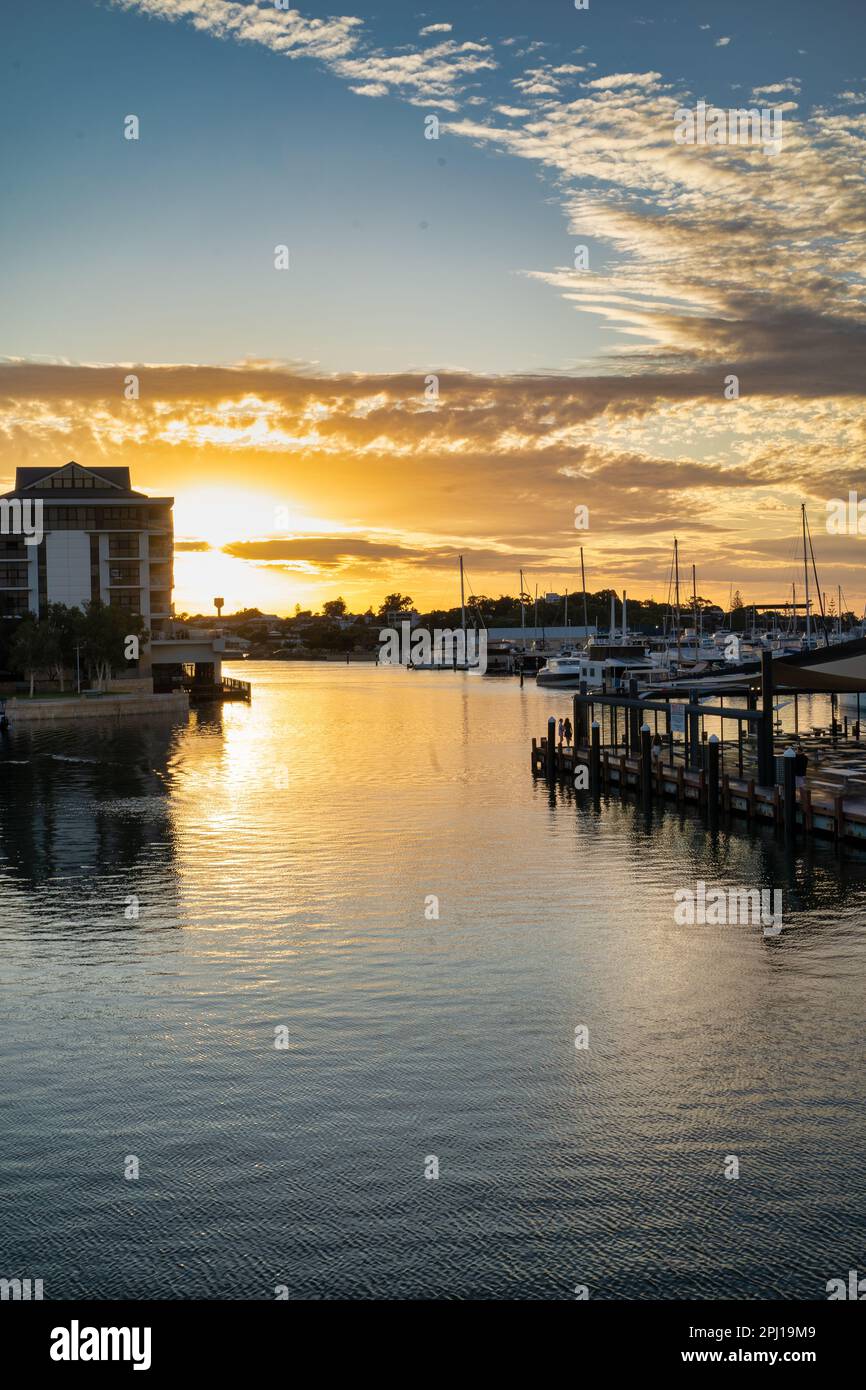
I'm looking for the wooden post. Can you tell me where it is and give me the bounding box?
[573,693,587,748]
[590,720,601,795]
[629,679,640,751]
[546,717,556,780]
[758,651,775,787]
[688,690,700,771]
[640,723,652,807]
[803,787,813,833]
[782,745,796,842]
[707,734,719,829]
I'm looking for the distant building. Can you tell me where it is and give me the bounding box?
[0,461,173,637]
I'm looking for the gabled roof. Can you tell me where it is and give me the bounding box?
[4,462,147,499]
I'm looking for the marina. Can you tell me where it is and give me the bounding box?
[532,644,866,846]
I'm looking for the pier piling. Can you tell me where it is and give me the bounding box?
[640,724,652,806]
[590,720,601,795]
[783,746,797,845]
[707,734,719,830]
[546,717,556,781]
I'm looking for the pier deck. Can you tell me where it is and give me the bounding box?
[531,733,866,843]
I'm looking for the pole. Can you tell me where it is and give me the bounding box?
[590,720,601,795]
[640,724,652,806]
[758,650,775,786]
[802,502,811,646]
[628,678,640,750]
[708,734,719,829]
[674,537,681,666]
[688,689,700,771]
[783,746,797,844]
[459,555,466,637]
[520,568,525,647]
[580,546,589,636]
[546,717,556,780]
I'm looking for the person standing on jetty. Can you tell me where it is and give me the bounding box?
[558,717,565,746]
[563,716,572,748]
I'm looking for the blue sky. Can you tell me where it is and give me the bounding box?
[3,0,856,373]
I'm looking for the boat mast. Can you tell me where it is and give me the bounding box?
[802,503,811,646]
[519,569,525,645]
[674,537,681,663]
[692,563,698,645]
[580,546,589,634]
[459,554,466,634]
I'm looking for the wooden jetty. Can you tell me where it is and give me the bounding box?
[531,651,866,846]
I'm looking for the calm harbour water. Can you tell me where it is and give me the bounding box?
[1,662,865,1300]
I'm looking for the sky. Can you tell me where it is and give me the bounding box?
[2,0,866,617]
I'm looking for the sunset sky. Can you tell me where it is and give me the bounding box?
[2,0,866,617]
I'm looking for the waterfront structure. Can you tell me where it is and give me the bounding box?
[0,461,173,636]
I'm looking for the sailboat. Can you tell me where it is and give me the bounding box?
[407,556,484,671]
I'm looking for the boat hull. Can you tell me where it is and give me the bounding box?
[772,637,866,692]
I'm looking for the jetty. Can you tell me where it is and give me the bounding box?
[531,651,866,845]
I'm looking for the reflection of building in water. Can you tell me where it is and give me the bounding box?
[0,716,184,902]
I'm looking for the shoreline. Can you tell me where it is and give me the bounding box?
[4,691,190,723]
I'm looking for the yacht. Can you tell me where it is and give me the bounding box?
[536,644,663,690]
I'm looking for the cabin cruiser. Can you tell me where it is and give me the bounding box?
[537,643,665,690]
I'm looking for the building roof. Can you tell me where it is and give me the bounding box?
[1,462,159,500]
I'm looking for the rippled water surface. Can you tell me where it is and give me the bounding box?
[1,663,865,1299]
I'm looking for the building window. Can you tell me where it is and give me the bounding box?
[108,564,141,585]
[0,592,31,617]
[0,568,30,588]
[109,591,141,611]
[108,535,140,558]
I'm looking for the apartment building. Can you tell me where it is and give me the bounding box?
[0,461,173,636]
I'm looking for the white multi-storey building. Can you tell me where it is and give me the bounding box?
[0,461,173,636]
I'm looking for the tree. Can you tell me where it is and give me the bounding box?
[322,598,347,619]
[10,617,59,697]
[82,600,148,690]
[376,593,414,621]
[44,602,85,692]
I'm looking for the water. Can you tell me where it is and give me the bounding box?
[1,663,865,1300]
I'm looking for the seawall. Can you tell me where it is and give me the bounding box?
[5,692,189,723]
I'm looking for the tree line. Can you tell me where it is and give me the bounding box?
[0,602,149,696]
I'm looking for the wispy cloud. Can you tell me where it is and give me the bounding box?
[113,1,494,107]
